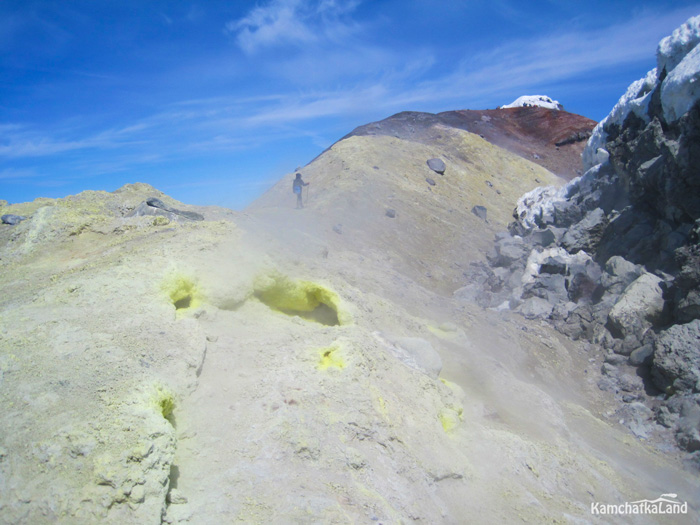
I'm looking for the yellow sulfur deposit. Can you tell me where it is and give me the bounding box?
[151,384,175,420]
[162,274,201,311]
[317,345,346,371]
[439,406,463,432]
[254,274,350,325]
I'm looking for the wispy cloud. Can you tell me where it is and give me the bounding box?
[2,5,697,172]
[0,167,41,181]
[225,0,361,54]
[0,123,148,159]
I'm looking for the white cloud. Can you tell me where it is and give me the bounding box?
[3,5,697,168]
[225,0,361,54]
[226,0,316,53]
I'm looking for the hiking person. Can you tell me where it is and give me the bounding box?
[292,172,309,209]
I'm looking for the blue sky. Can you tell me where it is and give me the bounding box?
[2,1,699,209]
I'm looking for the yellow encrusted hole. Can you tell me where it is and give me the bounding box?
[151,384,176,423]
[317,344,346,370]
[254,275,349,326]
[439,406,464,432]
[162,274,201,311]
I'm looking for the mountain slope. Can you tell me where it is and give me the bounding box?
[248,126,564,293]
[343,106,597,180]
[0,115,697,522]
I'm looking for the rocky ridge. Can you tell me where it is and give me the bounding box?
[462,15,700,459]
[344,105,596,181]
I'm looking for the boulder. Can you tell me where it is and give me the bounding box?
[552,200,585,228]
[652,319,700,393]
[1,214,26,225]
[676,289,700,323]
[600,256,644,295]
[629,344,655,366]
[567,271,602,304]
[554,304,594,340]
[673,241,700,322]
[517,296,553,320]
[527,228,558,247]
[561,208,607,254]
[486,235,528,268]
[566,256,603,303]
[522,274,567,303]
[607,272,666,339]
[129,198,204,221]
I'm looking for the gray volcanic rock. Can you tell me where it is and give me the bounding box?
[471,205,488,221]
[652,320,700,394]
[600,256,644,295]
[140,197,205,221]
[486,235,528,268]
[560,208,607,254]
[427,158,446,174]
[1,214,26,225]
[461,15,700,456]
[607,273,666,340]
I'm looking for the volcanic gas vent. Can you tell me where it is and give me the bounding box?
[253,274,348,326]
[162,274,201,311]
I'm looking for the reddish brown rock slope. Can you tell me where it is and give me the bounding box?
[346,107,597,180]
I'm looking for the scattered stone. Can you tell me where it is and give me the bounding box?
[426,178,436,186]
[427,158,446,174]
[333,224,343,234]
[471,206,487,221]
[385,209,396,218]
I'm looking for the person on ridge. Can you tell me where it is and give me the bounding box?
[292,172,310,209]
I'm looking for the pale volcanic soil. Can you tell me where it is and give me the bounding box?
[0,126,698,524]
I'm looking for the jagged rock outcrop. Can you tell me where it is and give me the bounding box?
[461,15,700,456]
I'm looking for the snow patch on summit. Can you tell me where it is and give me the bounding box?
[502,95,563,110]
